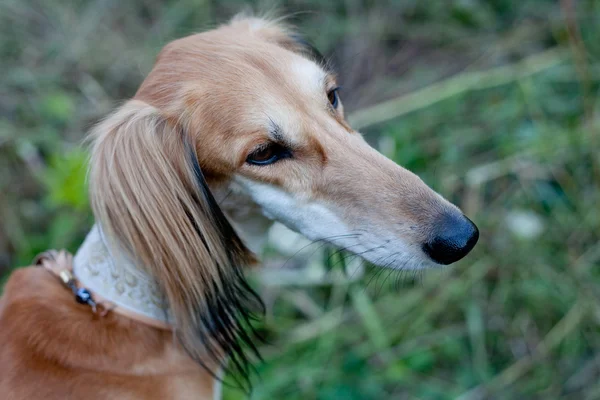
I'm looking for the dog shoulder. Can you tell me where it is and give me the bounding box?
[1,266,66,319]
[0,268,63,396]
[1,267,63,350]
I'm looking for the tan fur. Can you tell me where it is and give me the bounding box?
[0,15,469,399]
[0,267,216,400]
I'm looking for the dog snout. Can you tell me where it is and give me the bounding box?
[422,212,479,265]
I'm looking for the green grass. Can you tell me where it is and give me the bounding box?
[1,0,600,399]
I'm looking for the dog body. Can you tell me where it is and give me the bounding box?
[0,16,478,399]
[0,267,217,400]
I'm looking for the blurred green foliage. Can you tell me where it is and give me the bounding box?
[1,0,600,399]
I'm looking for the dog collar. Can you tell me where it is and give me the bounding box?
[72,224,173,329]
[35,250,112,314]
[35,248,224,400]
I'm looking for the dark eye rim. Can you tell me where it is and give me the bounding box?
[327,87,341,109]
[246,143,291,166]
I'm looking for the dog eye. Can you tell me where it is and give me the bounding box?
[246,143,291,166]
[327,87,340,109]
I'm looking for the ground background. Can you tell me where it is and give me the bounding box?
[1,0,600,399]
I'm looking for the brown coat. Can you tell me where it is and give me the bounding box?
[0,266,216,400]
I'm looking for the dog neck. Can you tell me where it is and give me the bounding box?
[73,224,230,399]
[73,197,273,329]
[73,224,174,327]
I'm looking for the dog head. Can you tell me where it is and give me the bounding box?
[89,15,478,386]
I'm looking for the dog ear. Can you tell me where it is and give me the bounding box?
[274,32,328,68]
[88,100,263,388]
[228,15,329,70]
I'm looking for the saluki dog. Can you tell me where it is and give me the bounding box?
[0,16,478,400]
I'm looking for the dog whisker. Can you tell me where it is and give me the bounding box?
[279,233,362,270]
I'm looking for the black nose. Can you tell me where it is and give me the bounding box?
[422,213,479,265]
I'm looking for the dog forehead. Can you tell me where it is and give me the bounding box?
[255,58,327,143]
[223,49,327,135]
[289,56,326,94]
[144,28,330,145]
[230,40,327,96]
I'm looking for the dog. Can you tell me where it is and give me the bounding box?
[0,15,479,400]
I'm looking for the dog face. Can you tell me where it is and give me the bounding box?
[136,17,479,269]
[89,17,479,381]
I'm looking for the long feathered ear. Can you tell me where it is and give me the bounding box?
[88,100,263,389]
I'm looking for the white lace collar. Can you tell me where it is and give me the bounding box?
[73,224,173,325]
